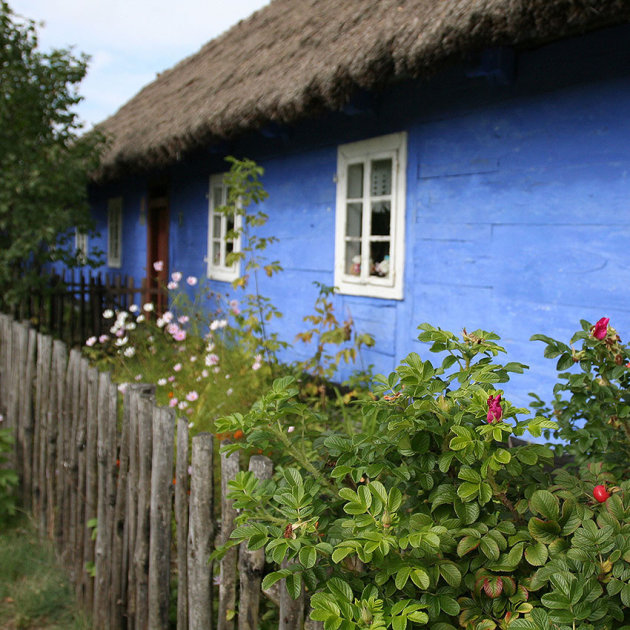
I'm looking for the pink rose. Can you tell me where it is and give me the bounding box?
[486,394,503,423]
[171,271,182,282]
[592,317,610,340]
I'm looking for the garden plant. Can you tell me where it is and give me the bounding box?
[211,318,630,630]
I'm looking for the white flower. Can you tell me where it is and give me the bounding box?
[171,271,182,282]
[116,311,128,322]
[205,353,219,366]
[186,391,199,402]
[188,422,194,429]
[98,334,109,343]
[287,426,295,433]
[115,336,128,346]
[157,378,167,386]
[117,383,128,393]
[174,363,182,372]
[126,322,137,330]
[226,388,233,396]
[167,281,178,290]
[103,309,114,319]
[186,276,198,286]
[178,400,189,410]
[136,314,145,323]
[190,356,197,362]
[153,260,164,271]
[134,374,142,381]
[156,317,165,327]
[85,336,97,347]
[123,346,136,357]
[129,304,139,313]
[143,302,154,312]
[209,319,227,331]
[201,369,209,378]
[163,311,174,323]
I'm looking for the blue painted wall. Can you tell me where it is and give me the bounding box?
[87,23,630,408]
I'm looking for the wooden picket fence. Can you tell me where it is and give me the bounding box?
[0,313,314,629]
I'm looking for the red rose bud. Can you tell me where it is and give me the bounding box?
[592,317,610,340]
[593,485,610,503]
[486,394,503,423]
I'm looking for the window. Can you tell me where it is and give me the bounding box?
[75,229,88,264]
[334,132,407,299]
[207,173,241,282]
[107,197,123,267]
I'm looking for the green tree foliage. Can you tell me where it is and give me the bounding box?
[0,1,103,308]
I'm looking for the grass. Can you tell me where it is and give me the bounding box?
[0,515,90,630]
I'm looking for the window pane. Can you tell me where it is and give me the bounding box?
[213,214,222,237]
[370,241,390,278]
[212,240,221,266]
[371,159,392,196]
[213,186,223,208]
[347,163,363,199]
[226,240,234,255]
[371,201,390,236]
[227,214,235,233]
[345,202,362,238]
[345,241,361,276]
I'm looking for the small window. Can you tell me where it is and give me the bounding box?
[75,229,88,264]
[207,173,241,282]
[107,197,123,268]
[334,132,407,299]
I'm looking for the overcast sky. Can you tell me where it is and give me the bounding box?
[11,0,270,129]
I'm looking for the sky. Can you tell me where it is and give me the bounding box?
[11,0,270,129]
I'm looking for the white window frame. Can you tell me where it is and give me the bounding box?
[206,173,241,282]
[334,132,407,300]
[75,229,88,264]
[107,197,123,268]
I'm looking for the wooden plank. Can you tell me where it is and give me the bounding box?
[148,406,175,630]
[279,558,304,630]
[238,455,273,630]
[94,371,114,629]
[188,432,215,630]
[134,394,153,630]
[0,314,8,418]
[82,366,99,612]
[126,387,141,629]
[175,418,189,630]
[218,442,240,630]
[20,327,37,511]
[13,322,28,483]
[36,333,52,535]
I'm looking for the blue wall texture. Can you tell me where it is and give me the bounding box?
[87,23,630,407]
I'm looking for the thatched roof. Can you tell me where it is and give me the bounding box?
[95,0,630,181]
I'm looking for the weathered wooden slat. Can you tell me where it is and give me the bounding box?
[82,366,99,611]
[134,394,153,630]
[13,322,28,484]
[94,371,114,629]
[36,333,53,535]
[188,432,215,630]
[20,327,37,510]
[126,387,141,629]
[175,418,189,630]
[279,557,305,630]
[148,406,175,630]
[218,442,240,630]
[238,455,273,630]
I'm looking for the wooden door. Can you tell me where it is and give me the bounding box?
[146,194,169,313]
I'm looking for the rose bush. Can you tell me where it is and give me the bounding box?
[217,323,630,630]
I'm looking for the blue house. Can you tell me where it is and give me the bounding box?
[87,0,630,404]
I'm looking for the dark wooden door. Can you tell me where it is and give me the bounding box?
[146,195,169,313]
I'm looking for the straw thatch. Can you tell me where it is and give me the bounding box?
[94,0,630,181]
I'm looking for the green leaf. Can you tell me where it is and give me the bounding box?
[528,518,561,544]
[458,466,481,483]
[411,568,430,590]
[369,480,388,504]
[529,490,559,521]
[285,572,302,600]
[439,563,461,587]
[457,535,481,557]
[524,542,548,566]
[262,570,287,591]
[456,482,479,501]
[480,537,500,561]
[299,546,317,569]
[395,567,412,590]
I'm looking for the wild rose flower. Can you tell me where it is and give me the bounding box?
[98,334,109,343]
[592,317,610,340]
[143,302,154,312]
[174,363,182,372]
[167,281,178,290]
[153,260,164,271]
[178,400,189,410]
[252,353,263,371]
[190,356,197,362]
[229,299,240,315]
[156,317,165,327]
[173,330,187,342]
[136,314,145,323]
[118,383,128,393]
[168,375,175,382]
[167,323,179,336]
[171,271,182,282]
[157,378,167,386]
[134,374,142,381]
[201,369,209,378]
[186,276,197,286]
[210,319,228,331]
[126,322,137,330]
[213,366,221,374]
[163,311,174,323]
[116,336,128,346]
[178,315,189,324]
[205,353,219,366]
[186,391,199,402]
[85,336,97,347]
[103,309,114,319]
[123,346,135,357]
[129,304,139,313]
[169,398,178,408]
[486,394,503,423]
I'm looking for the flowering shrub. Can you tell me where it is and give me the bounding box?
[217,323,630,630]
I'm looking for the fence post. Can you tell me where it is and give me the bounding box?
[175,418,189,630]
[134,394,153,630]
[20,327,37,510]
[188,432,215,630]
[148,406,175,630]
[238,455,273,630]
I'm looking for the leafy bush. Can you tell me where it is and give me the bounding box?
[217,323,630,630]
